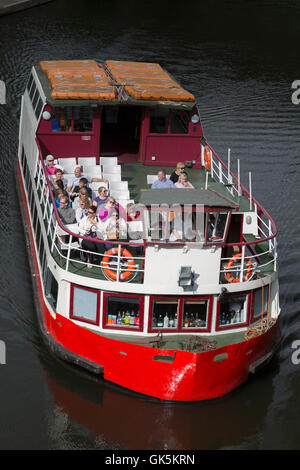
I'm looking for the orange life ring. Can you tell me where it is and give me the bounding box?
[204,146,211,171]
[102,247,135,281]
[225,253,253,283]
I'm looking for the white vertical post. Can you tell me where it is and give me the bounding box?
[218,161,222,183]
[117,244,121,282]
[237,159,241,196]
[249,171,252,210]
[227,148,231,182]
[240,244,245,282]
[205,171,208,190]
[66,235,72,272]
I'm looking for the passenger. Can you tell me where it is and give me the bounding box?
[66,165,107,193]
[70,177,93,202]
[174,174,194,189]
[169,162,187,184]
[52,167,65,186]
[78,206,105,268]
[57,196,76,225]
[75,199,90,224]
[103,209,127,250]
[45,155,57,176]
[151,169,174,189]
[98,197,124,222]
[53,179,68,198]
[126,202,140,221]
[72,187,92,210]
[54,188,70,208]
[92,186,108,208]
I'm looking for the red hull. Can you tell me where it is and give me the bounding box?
[17,162,279,402]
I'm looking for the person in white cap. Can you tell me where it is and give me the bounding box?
[45,155,57,176]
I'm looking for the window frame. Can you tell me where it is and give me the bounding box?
[148,295,213,333]
[251,285,270,321]
[216,291,251,331]
[149,108,192,135]
[102,291,144,332]
[70,284,100,326]
[51,106,94,135]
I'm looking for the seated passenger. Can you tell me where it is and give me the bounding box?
[57,196,76,225]
[72,187,92,210]
[174,174,194,188]
[151,170,174,189]
[70,177,93,202]
[169,162,187,184]
[98,197,124,222]
[75,199,90,223]
[52,167,65,186]
[54,188,70,208]
[92,186,108,208]
[78,206,105,268]
[103,209,127,250]
[45,155,57,176]
[126,202,140,221]
[66,166,107,193]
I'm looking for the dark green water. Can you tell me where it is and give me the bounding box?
[0,0,300,450]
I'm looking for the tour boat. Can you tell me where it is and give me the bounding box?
[16,59,280,401]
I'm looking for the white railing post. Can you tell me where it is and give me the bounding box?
[205,171,208,190]
[249,172,252,210]
[240,244,245,282]
[66,235,72,271]
[116,243,121,282]
[218,161,222,183]
[51,221,57,253]
[237,159,241,196]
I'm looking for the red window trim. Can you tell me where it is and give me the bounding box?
[102,291,144,332]
[216,290,251,331]
[69,283,100,326]
[148,294,213,333]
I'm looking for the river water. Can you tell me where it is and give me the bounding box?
[0,0,299,450]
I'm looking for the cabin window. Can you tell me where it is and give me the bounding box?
[70,285,99,325]
[253,286,269,318]
[44,268,58,311]
[73,107,93,132]
[206,211,229,243]
[35,96,43,119]
[181,300,209,329]
[103,293,143,330]
[151,299,179,329]
[170,110,189,134]
[218,293,249,328]
[29,79,37,102]
[26,73,34,95]
[51,106,93,133]
[149,108,169,133]
[52,107,72,132]
[149,296,212,332]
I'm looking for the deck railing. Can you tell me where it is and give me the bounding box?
[35,154,146,284]
[34,142,277,285]
[203,142,278,281]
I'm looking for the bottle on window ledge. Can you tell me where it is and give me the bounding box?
[163,313,169,328]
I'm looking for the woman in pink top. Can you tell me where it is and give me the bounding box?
[174,174,194,188]
[45,154,57,176]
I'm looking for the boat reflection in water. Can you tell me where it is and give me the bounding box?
[44,357,276,450]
